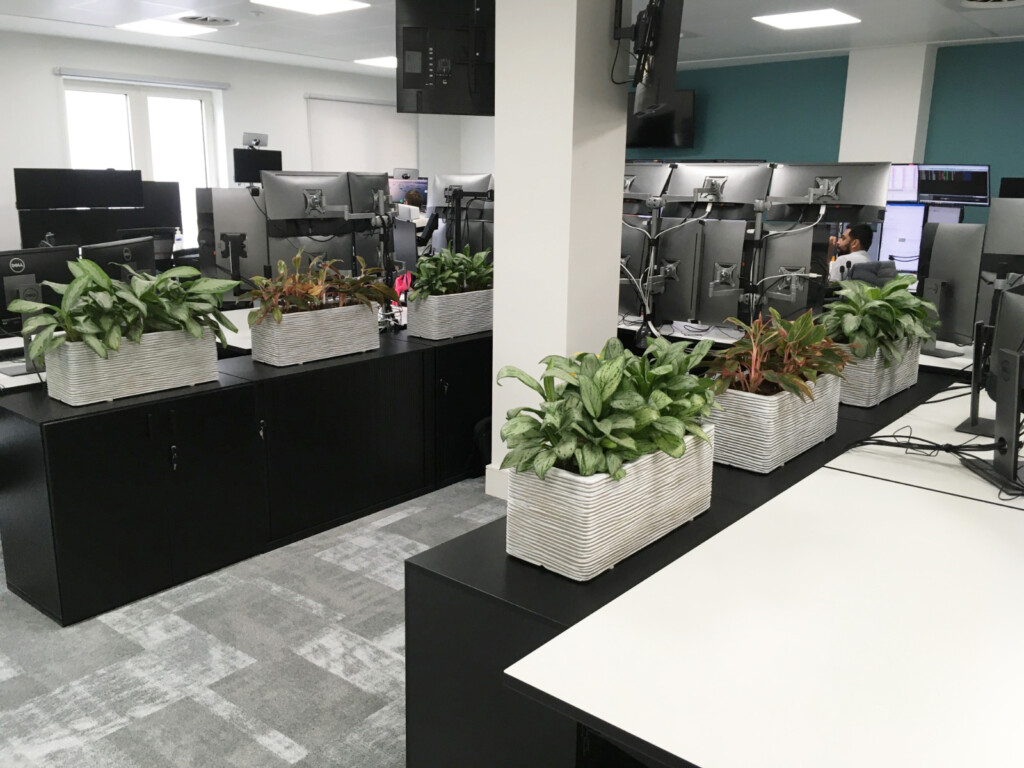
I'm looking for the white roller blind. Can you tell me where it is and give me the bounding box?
[307,97,418,173]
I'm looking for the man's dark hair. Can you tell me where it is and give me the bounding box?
[404,188,425,208]
[848,223,874,251]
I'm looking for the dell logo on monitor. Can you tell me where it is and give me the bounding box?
[9,257,26,274]
[121,247,132,262]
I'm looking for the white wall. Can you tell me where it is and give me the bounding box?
[416,114,496,182]
[0,31,421,250]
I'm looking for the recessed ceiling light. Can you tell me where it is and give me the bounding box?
[354,56,398,68]
[116,18,218,37]
[250,0,369,15]
[752,8,861,30]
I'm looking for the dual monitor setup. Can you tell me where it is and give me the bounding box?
[0,237,158,376]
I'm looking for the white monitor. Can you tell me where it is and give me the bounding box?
[888,163,918,203]
[879,203,926,272]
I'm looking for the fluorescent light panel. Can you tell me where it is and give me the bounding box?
[753,8,860,30]
[250,0,369,14]
[354,56,398,68]
[116,18,217,37]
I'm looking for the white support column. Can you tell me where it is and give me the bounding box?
[486,0,627,499]
[839,45,936,163]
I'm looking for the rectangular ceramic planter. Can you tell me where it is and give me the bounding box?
[250,304,379,367]
[506,426,714,582]
[839,338,920,408]
[407,289,493,340]
[45,329,218,407]
[708,374,840,474]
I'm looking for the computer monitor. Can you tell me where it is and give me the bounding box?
[878,203,926,273]
[348,172,390,215]
[986,286,1024,401]
[427,173,493,210]
[79,237,156,280]
[623,162,673,198]
[961,285,1024,490]
[663,162,772,220]
[389,177,429,206]
[927,205,962,224]
[766,163,890,222]
[626,89,695,149]
[393,219,418,272]
[233,149,283,184]
[0,245,80,334]
[921,222,986,346]
[887,163,919,203]
[999,177,1024,199]
[261,171,351,220]
[917,164,989,207]
[984,198,1024,257]
[14,169,144,210]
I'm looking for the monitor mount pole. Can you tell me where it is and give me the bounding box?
[957,263,1012,435]
[345,190,401,331]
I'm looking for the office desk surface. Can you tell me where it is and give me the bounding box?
[505,469,1024,768]
[826,386,1023,510]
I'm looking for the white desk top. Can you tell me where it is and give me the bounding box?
[506,470,1024,768]
[827,386,1023,509]
[919,340,973,372]
[220,307,254,350]
[0,336,44,392]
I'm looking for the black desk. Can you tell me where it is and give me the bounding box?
[404,370,959,768]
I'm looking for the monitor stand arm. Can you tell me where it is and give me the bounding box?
[920,277,961,358]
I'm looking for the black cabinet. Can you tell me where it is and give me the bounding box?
[0,378,266,625]
[219,336,436,543]
[434,334,492,486]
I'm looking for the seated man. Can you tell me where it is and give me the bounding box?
[828,223,874,281]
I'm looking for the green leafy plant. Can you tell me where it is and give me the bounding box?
[820,275,937,365]
[408,245,492,301]
[498,336,716,481]
[8,258,239,363]
[706,309,851,400]
[246,253,399,327]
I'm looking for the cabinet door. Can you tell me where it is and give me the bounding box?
[44,406,174,625]
[263,349,432,542]
[165,386,268,582]
[436,336,492,486]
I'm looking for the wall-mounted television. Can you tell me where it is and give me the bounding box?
[396,0,495,116]
[626,90,695,149]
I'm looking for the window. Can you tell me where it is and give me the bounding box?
[63,81,220,248]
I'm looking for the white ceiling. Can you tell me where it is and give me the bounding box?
[0,0,1023,76]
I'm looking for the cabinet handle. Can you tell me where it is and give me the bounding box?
[259,419,266,440]
[440,378,450,395]
[170,444,179,472]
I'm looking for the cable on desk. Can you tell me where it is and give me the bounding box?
[921,390,972,405]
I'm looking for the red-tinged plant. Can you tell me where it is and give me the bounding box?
[246,252,398,327]
[705,308,851,400]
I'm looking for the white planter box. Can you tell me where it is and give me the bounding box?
[506,426,714,582]
[708,375,840,473]
[45,329,218,407]
[407,289,493,340]
[839,338,920,408]
[250,304,379,367]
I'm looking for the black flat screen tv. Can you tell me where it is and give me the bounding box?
[233,149,283,184]
[396,0,495,116]
[626,90,695,149]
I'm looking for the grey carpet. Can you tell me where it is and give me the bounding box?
[0,478,504,767]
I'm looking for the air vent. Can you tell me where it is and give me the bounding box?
[179,15,239,27]
[960,0,1024,8]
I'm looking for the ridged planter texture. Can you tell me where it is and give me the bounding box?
[407,289,493,340]
[506,426,714,582]
[45,329,218,407]
[251,304,379,367]
[708,374,840,474]
[839,338,920,408]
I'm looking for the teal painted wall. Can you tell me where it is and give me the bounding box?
[925,41,1024,223]
[626,56,848,163]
